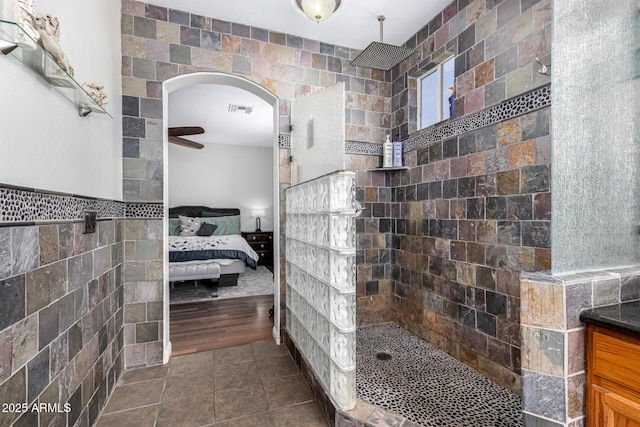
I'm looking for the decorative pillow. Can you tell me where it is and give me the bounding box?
[201,215,241,235]
[168,218,181,236]
[179,215,201,236]
[196,222,217,236]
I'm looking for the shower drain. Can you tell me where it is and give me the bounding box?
[376,352,392,360]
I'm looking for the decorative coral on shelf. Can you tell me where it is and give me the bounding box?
[35,13,74,76]
[82,82,108,107]
[14,0,39,48]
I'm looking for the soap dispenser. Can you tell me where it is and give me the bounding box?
[383,135,393,168]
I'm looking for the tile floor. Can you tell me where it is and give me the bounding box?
[96,341,329,427]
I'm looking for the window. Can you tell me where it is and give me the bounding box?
[418,57,455,129]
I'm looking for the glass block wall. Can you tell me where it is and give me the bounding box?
[285,171,357,410]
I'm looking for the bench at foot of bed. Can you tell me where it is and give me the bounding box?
[169,261,221,284]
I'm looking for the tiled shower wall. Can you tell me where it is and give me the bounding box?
[355,105,550,393]
[353,0,552,393]
[391,0,551,140]
[0,194,125,426]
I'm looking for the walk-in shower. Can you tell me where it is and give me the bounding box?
[282,80,522,426]
[284,171,522,426]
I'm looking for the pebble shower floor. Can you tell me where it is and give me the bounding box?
[356,323,522,427]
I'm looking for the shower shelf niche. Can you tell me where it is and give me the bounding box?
[0,19,112,118]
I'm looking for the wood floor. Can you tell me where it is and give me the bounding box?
[169,294,275,356]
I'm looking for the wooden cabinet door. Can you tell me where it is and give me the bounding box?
[593,384,640,427]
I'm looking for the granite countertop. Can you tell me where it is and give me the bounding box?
[580,301,640,338]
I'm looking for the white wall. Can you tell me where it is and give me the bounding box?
[168,142,274,232]
[0,0,122,200]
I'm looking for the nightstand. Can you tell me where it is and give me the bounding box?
[241,231,273,265]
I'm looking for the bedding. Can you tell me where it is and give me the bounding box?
[172,215,241,236]
[179,215,202,236]
[169,218,181,236]
[197,223,217,236]
[168,207,258,284]
[169,234,259,270]
[202,215,240,235]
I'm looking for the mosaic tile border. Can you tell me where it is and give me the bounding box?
[403,84,551,152]
[125,202,163,219]
[318,84,551,157]
[345,141,383,156]
[280,134,382,156]
[0,186,163,223]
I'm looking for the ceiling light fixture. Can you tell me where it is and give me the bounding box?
[295,0,341,23]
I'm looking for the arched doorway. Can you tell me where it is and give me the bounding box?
[162,72,280,362]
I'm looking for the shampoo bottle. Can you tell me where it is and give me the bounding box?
[383,135,393,168]
[393,139,403,167]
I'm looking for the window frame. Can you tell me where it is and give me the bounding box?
[417,55,455,130]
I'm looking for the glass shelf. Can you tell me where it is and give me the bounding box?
[0,19,111,118]
[367,166,410,172]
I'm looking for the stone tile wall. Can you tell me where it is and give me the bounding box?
[389,107,550,393]
[0,219,125,427]
[120,0,553,392]
[121,0,392,200]
[120,0,393,365]
[392,0,551,140]
[122,219,164,368]
[351,0,553,394]
[351,154,397,326]
[520,268,640,426]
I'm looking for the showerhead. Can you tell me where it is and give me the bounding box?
[351,16,416,71]
[351,41,416,71]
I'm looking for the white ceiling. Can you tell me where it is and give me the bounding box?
[160,0,450,148]
[169,84,273,148]
[145,0,451,50]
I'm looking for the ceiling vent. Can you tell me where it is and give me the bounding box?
[228,104,253,114]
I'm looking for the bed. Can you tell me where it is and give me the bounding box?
[168,206,259,286]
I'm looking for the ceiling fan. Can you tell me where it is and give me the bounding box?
[168,126,205,149]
